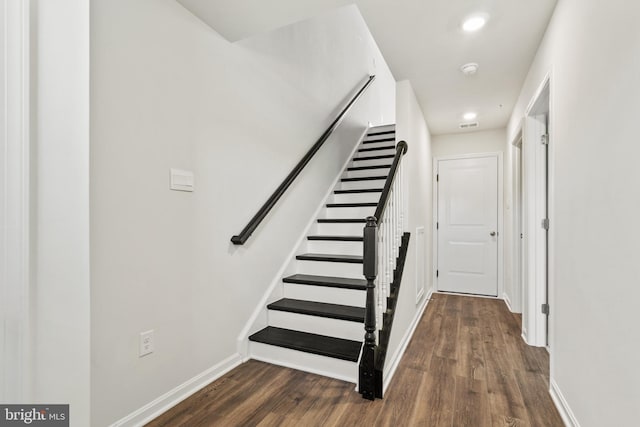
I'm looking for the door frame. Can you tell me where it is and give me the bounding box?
[509,128,523,313]
[521,71,553,348]
[0,0,31,402]
[432,152,504,299]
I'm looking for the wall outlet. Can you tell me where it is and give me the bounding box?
[139,330,154,357]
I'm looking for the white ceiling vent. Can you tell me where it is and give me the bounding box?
[459,122,479,129]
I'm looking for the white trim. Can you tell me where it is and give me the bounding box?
[415,226,425,303]
[432,152,504,299]
[546,68,556,373]
[502,292,514,312]
[521,72,552,348]
[236,126,369,357]
[549,378,581,427]
[433,291,500,300]
[431,157,438,300]
[509,125,523,314]
[110,354,243,427]
[382,289,431,395]
[1,0,31,402]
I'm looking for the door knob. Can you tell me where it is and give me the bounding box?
[490,231,497,237]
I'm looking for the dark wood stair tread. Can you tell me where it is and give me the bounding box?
[249,327,362,362]
[347,165,391,171]
[317,218,367,223]
[366,130,395,137]
[341,176,387,182]
[326,202,377,208]
[307,235,363,242]
[352,154,395,161]
[358,145,396,152]
[267,298,364,323]
[296,253,363,263]
[334,188,383,194]
[282,274,366,290]
[363,137,395,144]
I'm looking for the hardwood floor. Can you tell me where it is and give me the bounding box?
[146,294,564,427]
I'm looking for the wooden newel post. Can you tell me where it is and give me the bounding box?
[359,216,378,400]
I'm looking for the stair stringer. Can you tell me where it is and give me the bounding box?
[236,126,368,360]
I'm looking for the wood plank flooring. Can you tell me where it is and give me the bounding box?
[146,294,564,427]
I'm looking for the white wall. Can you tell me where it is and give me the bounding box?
[382,81,432,385]
[90,2,395,425]
[504,0,640,424]
[432,128,506,159]
[31,0,91,425]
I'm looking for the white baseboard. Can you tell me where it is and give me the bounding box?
[382,288,432,394]
[550,378,580,427]
[110,354,242,427]
[503,292,514,312]
[502,292,522,314]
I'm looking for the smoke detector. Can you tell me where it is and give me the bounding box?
[460,63,479,75]
[459,122,479,129]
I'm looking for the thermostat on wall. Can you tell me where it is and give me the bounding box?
[170,168,194,192]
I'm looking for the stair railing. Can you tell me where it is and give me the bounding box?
[231,75,376,245]
[359,140,408,400]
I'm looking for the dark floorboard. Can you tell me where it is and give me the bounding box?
[146,294,564,427]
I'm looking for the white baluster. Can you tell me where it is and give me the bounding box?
[377,219,386,318]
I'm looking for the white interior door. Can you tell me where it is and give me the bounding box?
[437,155,499,296]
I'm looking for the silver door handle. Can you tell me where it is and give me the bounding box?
[490,231,497,236]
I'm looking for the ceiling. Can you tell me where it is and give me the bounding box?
[177,0,558,135]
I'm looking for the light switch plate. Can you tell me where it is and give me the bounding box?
[170,169,194,192]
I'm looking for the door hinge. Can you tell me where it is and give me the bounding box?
[436,222,439,230]
[541,218,550,230]
[436,270,439,278]
[436,174,439,182]
[541,303,550,315]
[541,134,549,145]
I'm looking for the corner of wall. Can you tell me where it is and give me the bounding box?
[549,378,581,427]
[109,354,243,427]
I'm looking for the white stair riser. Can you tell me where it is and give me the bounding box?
[268,311,364,341]
[249,342,359,383]
[316,222,366,235]
[345,169,390,179]
[360,138,396,147]
[324,206,375,219]
[368,125,395,133]
[332,192,381,204]
[307,240,363,256]
[283,283,365,307]
[339,179,387,191]
[296,259,363,279]
[354,146,396,156]
[351,158,393,168]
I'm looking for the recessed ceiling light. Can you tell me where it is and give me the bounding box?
[463,112,478,120]
[462,14,488,32]
[460,63,479,75]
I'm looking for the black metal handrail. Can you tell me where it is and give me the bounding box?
[231,75,377,245]
[359,140,408,400]
[374,141,408,221]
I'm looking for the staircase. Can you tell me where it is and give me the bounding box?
[248,125,397,383]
